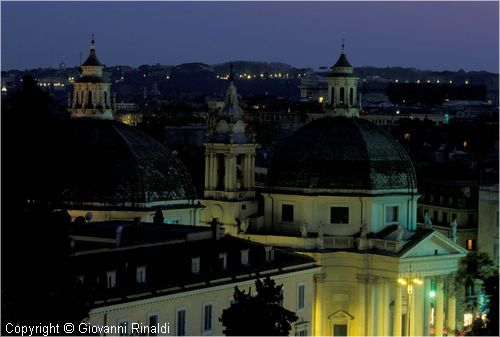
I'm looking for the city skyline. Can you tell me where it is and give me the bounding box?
[1,1,499,73]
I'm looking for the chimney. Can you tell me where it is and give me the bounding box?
[211,218,221,240]
[116,225,123,247]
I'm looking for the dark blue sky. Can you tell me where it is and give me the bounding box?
[2,1,499,72]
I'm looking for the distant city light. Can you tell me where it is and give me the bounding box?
[1,86,7,92]
[465,80,469,84]
[318,96,324,103]
[436,80,440,83]
[417,80,420,83]
[396,110,400,114]
[395,79,399,83]
[247,75,251,79]
[427,80,431,83]
[449,80,453,84]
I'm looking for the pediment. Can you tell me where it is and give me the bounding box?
[328,310,354,321]
[400,230,468,259]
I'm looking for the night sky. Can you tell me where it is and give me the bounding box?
[1,1,498,72]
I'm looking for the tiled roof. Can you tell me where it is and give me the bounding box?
[266,117,417,193]
[53,120,197,207]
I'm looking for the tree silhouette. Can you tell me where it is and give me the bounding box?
[456,252,499,336]
[219,277,298,336]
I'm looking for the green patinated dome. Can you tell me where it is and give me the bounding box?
[266,117,417,194]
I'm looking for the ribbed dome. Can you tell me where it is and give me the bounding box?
[266,117,417,194]
[53,120,197,208]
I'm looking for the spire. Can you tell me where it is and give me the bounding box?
[82,34,102,67]
[341,38,345,53]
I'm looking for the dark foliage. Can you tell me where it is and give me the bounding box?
[219,277,298,336]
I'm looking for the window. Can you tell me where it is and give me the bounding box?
[333,324,347,336]
[339,87,345,104]
[297,284,305,310]
[241,249,249,265]
[443,212,448,225]
[136,266,146,283]
[282,204,294,222]
[265,246,274,262]
[202,303,213,333]
[107,270,116,289]
[192,257,200,274]
[349,88,354,105]
[466,239,475,251]
[468,214,474,226]
[296,326,308,336]
[176,308,186,336]
[118,319,130,336]
[385,206,399,223]
[148,314,158,336]
[330,207,349,224]
[219,252,228,270]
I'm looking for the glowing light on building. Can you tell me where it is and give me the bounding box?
[318,96,324,103]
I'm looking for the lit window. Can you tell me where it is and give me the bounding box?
[297,284,305,310]
[107,270,116,289]
[330,207,349,224]
[385,206,399,223]
[203,303,213,333]
[136,266,146,283]
[192,257,201,274]
[265,246,274,262]
[219,252,228,270]
[464,313,473,327]
[241,249,249,266]
[282,204,294,222]
[176,308,186,336]
[466,240,475,251]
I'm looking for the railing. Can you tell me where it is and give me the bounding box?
[323,236,354,249]
[372,239,402,252]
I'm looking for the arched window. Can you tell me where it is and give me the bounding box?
[88,91,93,106]
[339,87,345,104]
[350,88,354,106]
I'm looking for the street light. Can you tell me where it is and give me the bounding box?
[398,265,423,336]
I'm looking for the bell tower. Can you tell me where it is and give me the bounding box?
[68,35,114,119]
[326,39,359,117]
[201,65,259,234]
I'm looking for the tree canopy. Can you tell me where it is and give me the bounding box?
[455,251,499,336]
[219,277,298,336]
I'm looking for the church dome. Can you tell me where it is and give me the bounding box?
[266,117,417,194]
[52,119,197,208]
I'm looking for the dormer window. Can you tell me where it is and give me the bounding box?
[136,266,146,283]
[106,270,116,289]
[192,257,201,274]
[219,253,228,270]
[241,249,249,266]
[265,246,274,262]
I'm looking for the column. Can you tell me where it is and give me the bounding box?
[228,154,237,190]
[393,284,403,336]
[413,281,424,336]
[224,155,230,191]
[210,153,216,189]
[447,279,457,334]
[423,277,431,336]
[435,278,444,336]
[383,280,391,336]
[313,273,326,336]
[356,275,367,336]
[204,152,210,190]
[243,154,250,189]
[250,154,255,188]
[376,280,385,336]
[366,278,376,336]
